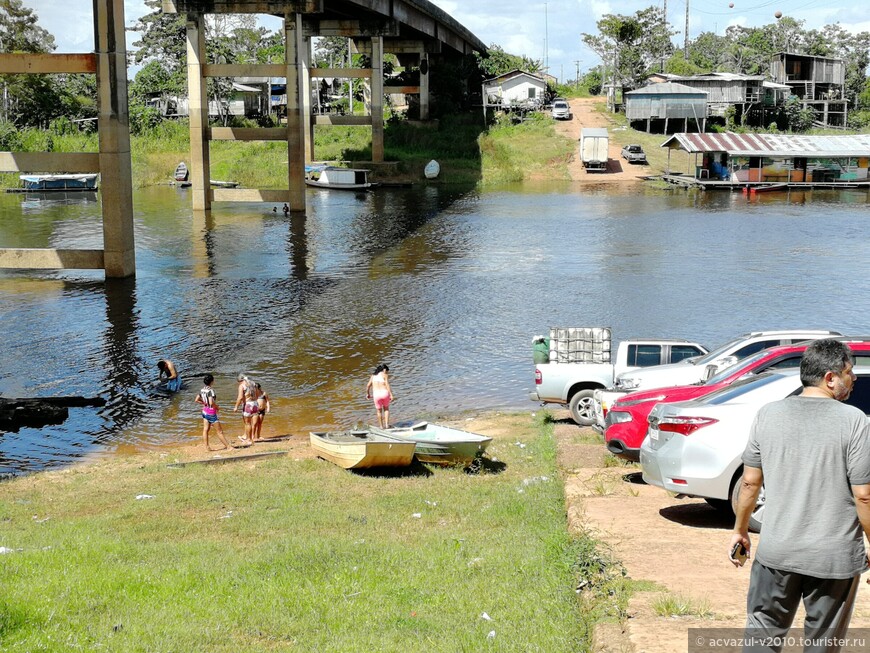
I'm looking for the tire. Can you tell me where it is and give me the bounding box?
[569,390,596,426]
[730,474,766,533]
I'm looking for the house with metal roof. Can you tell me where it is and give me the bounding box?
[481,69,547,110]
[770,52,847,128]
[659,132,870,188]
[624,82,708,134]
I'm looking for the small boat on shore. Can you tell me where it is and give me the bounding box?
[174,162,189,182]
[309,430,416,469]
[18,174,98,192]
[371,422,492,466]
[305,165,377,190]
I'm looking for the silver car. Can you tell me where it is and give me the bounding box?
[551,99,571,120]
[640,368,870,532]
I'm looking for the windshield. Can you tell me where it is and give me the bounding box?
[703,349,771,385]
[700,371,798,405]
[555,102,568,108]
[691,335,749,366]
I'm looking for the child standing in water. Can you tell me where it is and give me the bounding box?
[194,374,233,451]
[366,364,394,429]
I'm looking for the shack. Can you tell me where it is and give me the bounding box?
[770,52,847,127]
[624,82,708,134]
[481,69,546,110]
[660,132,870,188]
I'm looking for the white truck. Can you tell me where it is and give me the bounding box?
[580,128,608,172]
[529,327,708,426]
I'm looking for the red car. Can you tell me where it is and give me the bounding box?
[604,339,870,461]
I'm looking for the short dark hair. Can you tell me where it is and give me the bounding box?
[157,360,167,371]
[800,339,851,387]
[203,374,214,385]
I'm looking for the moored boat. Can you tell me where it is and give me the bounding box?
[19,174,98,191]
[174,162,189,182]
[371,422,493,466]
[309,430,416,469]
[305,166,377,190]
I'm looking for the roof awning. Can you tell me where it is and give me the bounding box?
[660,132,870,158]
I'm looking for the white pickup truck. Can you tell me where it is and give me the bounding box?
[529,328,708,426]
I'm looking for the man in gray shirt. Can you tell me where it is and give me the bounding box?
[730,339,870,651]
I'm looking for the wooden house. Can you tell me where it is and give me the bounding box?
[481,70,546,110]
[624,82,708,133]
[769,52,847,127]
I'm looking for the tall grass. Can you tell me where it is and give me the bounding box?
[0,413,627,652]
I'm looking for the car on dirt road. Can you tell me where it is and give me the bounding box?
[620,144,647,164]
[551,99,571,120]
[604,340,870,461]
[640,358,870,532]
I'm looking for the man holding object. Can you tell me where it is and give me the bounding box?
[730,339,870,652]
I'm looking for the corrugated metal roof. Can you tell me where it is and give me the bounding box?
[660,132,870,157]
[626,82,708,96]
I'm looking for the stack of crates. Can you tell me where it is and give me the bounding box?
[548,327,612,363]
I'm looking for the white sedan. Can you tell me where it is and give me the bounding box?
[640,368,870,532]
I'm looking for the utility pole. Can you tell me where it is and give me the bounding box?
[662,0,668,71]
[575,60,580,88]
[684,0,690,60]
[544,3,549,76]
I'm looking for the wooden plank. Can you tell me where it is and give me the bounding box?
[209,127,288,141]
[309,68,371,79]
[301,18,399,37]
[0,152,101,173]
[0,53,96,74]
[203,63,286,77]
[313,115,372,126]
[385,85,420,94]
[211,188,291,203]
[0,248,104,270]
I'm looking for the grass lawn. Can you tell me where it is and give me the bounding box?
[0,413,621,652]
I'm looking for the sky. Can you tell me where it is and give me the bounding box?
[19,0,870,84]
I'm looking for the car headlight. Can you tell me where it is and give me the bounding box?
[618,378,639,390]
[618,394,666,407]
[608,411,633,424]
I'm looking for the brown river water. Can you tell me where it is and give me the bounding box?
[1,182,869,476]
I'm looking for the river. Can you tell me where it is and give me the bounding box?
[1,182,869,476]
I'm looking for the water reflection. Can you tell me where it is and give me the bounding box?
[1,183,869,476]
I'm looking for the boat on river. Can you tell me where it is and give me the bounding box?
[18,174,98,192]
[309,430,416,469]
[305,165,377,190]
[370,422,492,466]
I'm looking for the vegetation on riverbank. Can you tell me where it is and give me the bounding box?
[0,412,628,652]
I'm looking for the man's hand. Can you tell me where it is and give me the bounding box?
[729,533,751,568]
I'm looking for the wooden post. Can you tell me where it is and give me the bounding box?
[285,14,306,211]
[371,36,384,162]
[186,14,210,212]
[94,0,135,277]
[419,53,430,120]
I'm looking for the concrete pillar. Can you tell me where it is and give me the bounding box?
[419,53,430,120]
[371,36,384,162]
[186,14,210,212]
[300,36,313,163]
[285,13,306,212]
[93,0,135,278]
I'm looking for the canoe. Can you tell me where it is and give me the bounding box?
[424,159,440,179]
[174,162,189,182]
[370,422,492,466]
[309,430,416,469]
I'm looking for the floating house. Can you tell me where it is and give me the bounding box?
[659,132,870,188]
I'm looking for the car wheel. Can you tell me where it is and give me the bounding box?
[569,390,596,426]
[730,475,765,533]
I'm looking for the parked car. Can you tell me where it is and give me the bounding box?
[620,144,646,164]
[640,361,870,532]
[551,99,572,120]
[604,339,870,461]
[613,330,841,393]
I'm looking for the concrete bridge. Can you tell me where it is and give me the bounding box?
[0,0,485,277]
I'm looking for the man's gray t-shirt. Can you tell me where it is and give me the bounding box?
[743,395,870,578]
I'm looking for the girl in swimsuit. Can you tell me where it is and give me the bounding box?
[233,373,259,444]
[194,374,232,451]
[365,364,394,429]
[253,382,270,441]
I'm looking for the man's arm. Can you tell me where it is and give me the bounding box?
[729,466,763,567]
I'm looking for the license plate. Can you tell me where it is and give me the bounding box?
[650,430,659,441]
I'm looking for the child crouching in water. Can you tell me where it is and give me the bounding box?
[194,374,233,451]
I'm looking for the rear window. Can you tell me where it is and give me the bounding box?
[670,345,703,363]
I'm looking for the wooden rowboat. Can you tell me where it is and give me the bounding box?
[370,422,492,466]
[309,430,416,469]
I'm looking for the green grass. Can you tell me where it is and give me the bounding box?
[652,593,714,619]
[0,413,628,652]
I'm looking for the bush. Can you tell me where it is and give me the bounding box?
[0,121,22,150]
[128,104,163,135]
[846,110,870,131]
[49,116,77,136]
[20,129,54,152]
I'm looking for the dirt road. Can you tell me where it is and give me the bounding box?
[553,98,650,184]
[554,416,870,653]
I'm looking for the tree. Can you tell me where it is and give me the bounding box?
[685,32,729,71]
[783,96,814,132]
[476,45,541,78]
[128,0,187,109]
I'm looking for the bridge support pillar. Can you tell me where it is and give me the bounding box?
[371,36,384,162]
[95,0,135,277]
[419,54,430,121]
[285,13,308,211]
[186,14,211,212]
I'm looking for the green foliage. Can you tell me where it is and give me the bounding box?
[583,69,603,95]
[783,96,815,132]
[846,110,870,131]
[19,127,52,151]
[475,44,542,78]
[664,53,704,76]
[128,104,164,136]
[0,0,55,53]
[0,120,21,149]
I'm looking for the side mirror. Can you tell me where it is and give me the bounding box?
[703,364,719,381]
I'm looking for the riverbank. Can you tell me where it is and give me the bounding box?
[0,410,627,652]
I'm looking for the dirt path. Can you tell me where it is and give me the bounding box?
[553,98,650,184]
[553,415,870,653]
